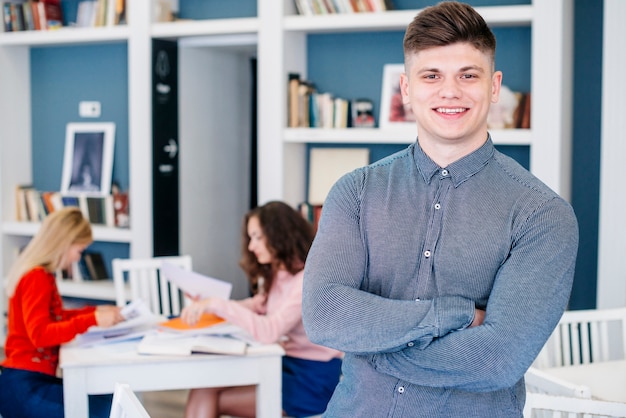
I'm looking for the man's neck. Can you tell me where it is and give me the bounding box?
[418,132,489,168]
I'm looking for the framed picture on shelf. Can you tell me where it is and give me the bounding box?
[379,64,416,129]
[61,122,115,196]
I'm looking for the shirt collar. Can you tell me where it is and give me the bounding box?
[414,135,495,187]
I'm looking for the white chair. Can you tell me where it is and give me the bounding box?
[523,392,626,418]
[524,366,591,398]
[534,307,626,368]
[112,255,193,317]
[109,382,151,418]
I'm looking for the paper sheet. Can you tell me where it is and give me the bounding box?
[160,262,232,300]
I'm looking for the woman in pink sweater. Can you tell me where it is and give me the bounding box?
[181,201,342,418]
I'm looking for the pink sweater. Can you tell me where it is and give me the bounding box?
[210,269,341,362]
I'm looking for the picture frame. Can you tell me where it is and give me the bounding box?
[379,63,416,129]
[61,122,115,196]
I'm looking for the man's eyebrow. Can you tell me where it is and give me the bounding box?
[415,65,486,74]
[460,65,485,73]
[416,67,440,74]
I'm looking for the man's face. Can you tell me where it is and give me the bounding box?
[401,42,502,150]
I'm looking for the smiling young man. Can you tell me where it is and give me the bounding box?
[302,2,579,417]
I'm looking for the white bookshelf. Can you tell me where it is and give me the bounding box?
[0,0,572,344]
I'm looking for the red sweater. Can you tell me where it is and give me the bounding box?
[2,267,97,376]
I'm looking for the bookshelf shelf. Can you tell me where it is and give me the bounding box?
[56,278,129,301]
[1,222,133,243]
[0,26,130,46]
[283,6,533,33]
[151,17,258,39]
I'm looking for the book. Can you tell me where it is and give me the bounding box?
[112,191,129,227]
[61,194,80,208]
[86,196,106,225]
[14,184,33,221]
[76,1,96,27]
[308,147,370,205]
[40,0,63,29]
[41,191,63,214]
[288,73,300,128]
[25,188,43,221]
[137,331,248,356]
[158,313,227,333]
[114,0,125,25]
[30,0,40,29]
[83,251,109,280]
[3,3,12,31]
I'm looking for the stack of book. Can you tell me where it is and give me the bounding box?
[2,0,63,31]
[288,73,352,129]
[295,0,394,15]
[14,185,130,228]
[75,0,126,27]
[137,313,252,356]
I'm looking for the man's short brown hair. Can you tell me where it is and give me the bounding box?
[403,2,496,67]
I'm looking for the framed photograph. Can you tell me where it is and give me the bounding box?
[379,64,416,129]
[61,122,115,196]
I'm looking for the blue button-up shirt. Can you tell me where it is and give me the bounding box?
[303,138,578,417]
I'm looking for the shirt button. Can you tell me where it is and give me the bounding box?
[407,342,414,347]
[398,386,405,394]
[441,169,449,176]
[434,203,441,210]
[424,250,431,258]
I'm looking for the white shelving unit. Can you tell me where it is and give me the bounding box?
[0,0,572,345]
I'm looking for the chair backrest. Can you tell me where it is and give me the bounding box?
[524,367,591,398]
[523,392,626,418]
[534,307,626,368]
[112,256,193,317]
[109,382,151,418]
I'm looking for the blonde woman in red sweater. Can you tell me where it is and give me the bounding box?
[0,207,124,418]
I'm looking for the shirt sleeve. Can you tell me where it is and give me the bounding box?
[20,271,97,347]
[61,305,96,320]
[371,198,579,392]
[303,173,476,354]
[210,278,303,345]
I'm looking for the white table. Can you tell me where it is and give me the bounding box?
[544,359,626,403]
[60,340,284,418]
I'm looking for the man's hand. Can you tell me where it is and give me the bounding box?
[470,309,485,327]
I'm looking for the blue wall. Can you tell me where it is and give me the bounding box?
[569,0,603,309]
[30,1,603,308]
[31,43,130,267]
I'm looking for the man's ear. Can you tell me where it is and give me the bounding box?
[491,70,503,104]
[400,72,411,105]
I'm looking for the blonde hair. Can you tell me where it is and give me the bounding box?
[5,207,93,297]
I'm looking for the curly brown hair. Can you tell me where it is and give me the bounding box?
[239,201,315,295]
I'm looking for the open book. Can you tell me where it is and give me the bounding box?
[137,331,248,356]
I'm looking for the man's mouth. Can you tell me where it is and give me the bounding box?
[435,107,468,114]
